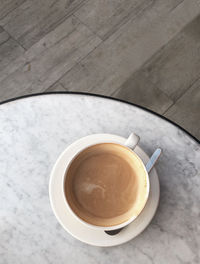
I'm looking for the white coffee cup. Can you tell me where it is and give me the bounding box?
[61,133,150,231]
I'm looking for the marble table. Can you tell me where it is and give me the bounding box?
[0,93,199,264]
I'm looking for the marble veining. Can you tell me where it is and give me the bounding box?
[0,94,199,264]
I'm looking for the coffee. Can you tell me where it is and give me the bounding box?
[64,143,148,227]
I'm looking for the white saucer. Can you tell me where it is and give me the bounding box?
[49,134,160,247]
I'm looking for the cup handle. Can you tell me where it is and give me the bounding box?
[125,133,140,150]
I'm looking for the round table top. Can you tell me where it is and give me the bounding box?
[0,93,199,264]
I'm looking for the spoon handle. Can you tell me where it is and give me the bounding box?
[146,148,162,173]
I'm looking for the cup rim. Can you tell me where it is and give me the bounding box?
[62,141,150,231]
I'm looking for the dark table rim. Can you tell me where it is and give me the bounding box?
[0,91,199,143]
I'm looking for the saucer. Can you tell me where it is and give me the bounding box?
[49,134,160,247]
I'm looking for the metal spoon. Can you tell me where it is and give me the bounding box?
[145,148,162,173]
[105,148,162,236]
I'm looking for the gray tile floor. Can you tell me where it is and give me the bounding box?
[0,0,200,140]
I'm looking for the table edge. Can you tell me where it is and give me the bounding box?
[0,91,199,144]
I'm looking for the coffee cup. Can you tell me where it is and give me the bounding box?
[62,133,150,231]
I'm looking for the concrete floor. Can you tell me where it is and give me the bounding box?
[0,0,200,140]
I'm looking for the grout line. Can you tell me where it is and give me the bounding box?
[2,27,26,50]
[77,38,103,62]
[174,77,200,103]
[49,40,104,90]
[49,0,58,8]
[73,14,102,40]
[1,0,87,51]
[72,0,157,42]
[43,81,67,93]
[169,0,185,12]
[102,0,155,42]
[110,84,121,97]
[162,102,175,115]
[163,76,200,115]
[0,0,27,21]
[116,1,200,88]
[41,23,104,90]
[0,13,104,92]
[111,2,200,106]
[172,76,200,103]
[0,35,10,46]
[59,82,67,90]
